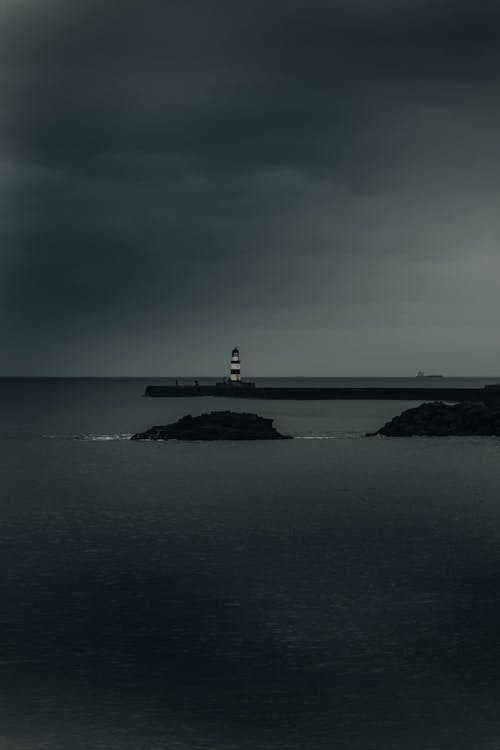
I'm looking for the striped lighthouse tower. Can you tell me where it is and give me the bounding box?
[230,347,241,383]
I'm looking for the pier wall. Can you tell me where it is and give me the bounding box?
[144,385,488,402]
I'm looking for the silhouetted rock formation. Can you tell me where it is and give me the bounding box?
[368,401,500,437]
[131,411,292,441]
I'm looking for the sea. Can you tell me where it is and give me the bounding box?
[2,376,500,750]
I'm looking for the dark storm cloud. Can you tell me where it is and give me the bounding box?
[2,0,500,373]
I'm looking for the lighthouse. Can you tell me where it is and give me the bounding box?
[215,348,254,388]
[230,347,241,383]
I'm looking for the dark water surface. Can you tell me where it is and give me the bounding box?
[2,378,500,749]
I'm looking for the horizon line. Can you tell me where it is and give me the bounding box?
[1,374,500,380]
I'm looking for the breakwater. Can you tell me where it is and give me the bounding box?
[144,385,492,402]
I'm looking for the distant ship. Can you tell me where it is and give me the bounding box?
[416,370,444,379]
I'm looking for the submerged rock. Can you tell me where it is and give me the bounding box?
[368,401,500,437]
[131,410,292,441]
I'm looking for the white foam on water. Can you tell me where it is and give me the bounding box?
[42,433,133,441]
[83,433,133,441]
[41,432,365,441]
[295,434,361,439]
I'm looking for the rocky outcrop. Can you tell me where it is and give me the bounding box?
[369,401,500,437]
[131,410,292,441]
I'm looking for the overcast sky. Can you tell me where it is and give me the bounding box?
[1,0,500,375]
